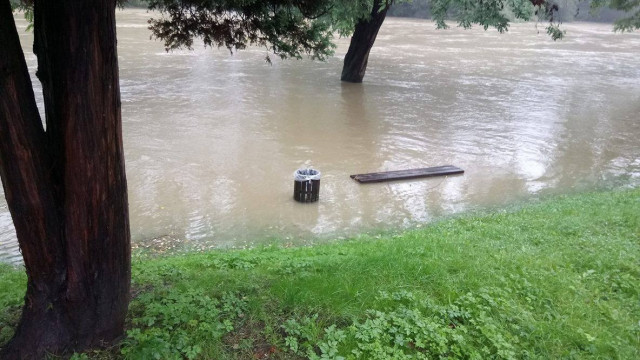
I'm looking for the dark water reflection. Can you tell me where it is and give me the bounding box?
[2,11,639,264]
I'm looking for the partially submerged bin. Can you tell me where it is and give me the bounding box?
[293,169,321,203]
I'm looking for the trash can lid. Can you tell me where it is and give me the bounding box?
[294,168,321,181]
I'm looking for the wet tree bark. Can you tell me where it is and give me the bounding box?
[0,0,130,358]
[340,0,390,83]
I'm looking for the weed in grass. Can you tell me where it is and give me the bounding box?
[280,289,537,360]
[121,289,247,359]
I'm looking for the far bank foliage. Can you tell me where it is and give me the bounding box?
[390,0,632,23]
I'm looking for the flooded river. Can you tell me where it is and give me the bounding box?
[2,10,639,264]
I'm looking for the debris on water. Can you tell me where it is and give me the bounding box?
[132,234,183,254]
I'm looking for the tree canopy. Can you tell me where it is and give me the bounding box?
[146,0,337,62]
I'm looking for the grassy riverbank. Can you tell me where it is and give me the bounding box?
[1,188,639,359]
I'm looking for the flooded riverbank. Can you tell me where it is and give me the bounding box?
[2,10,639,264]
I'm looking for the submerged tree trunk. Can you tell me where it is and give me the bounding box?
[341,0,390,83]
[0,0,130,358]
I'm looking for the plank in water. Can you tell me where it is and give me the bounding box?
[350,165,464,183]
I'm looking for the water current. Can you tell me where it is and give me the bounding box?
[2,10,639,264]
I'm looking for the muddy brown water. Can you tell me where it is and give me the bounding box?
[2,10,639,264]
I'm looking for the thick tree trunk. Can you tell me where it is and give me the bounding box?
[0,0,130,358]
[341,0,390,83]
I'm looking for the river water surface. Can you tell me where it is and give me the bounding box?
[2,10,639,264]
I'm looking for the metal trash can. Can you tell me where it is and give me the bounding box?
[293,168,321,203]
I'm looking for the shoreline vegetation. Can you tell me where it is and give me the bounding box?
[1,188,639,359]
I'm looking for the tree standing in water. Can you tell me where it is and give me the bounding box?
[332,0,640,82]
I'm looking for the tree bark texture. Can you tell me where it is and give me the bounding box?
[341,0,390,83]
[0,0,130,358]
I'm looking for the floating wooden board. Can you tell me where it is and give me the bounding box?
[350,165,464,184]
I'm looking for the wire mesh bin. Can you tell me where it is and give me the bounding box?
[293,169,321,203]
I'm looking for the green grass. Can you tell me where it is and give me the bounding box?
[1,188,639,359]
[0,263,25,348]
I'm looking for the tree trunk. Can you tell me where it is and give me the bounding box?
[341,0,390,83]
[0,0,130,358]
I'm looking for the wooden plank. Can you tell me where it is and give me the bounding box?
[350,165,464,183]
